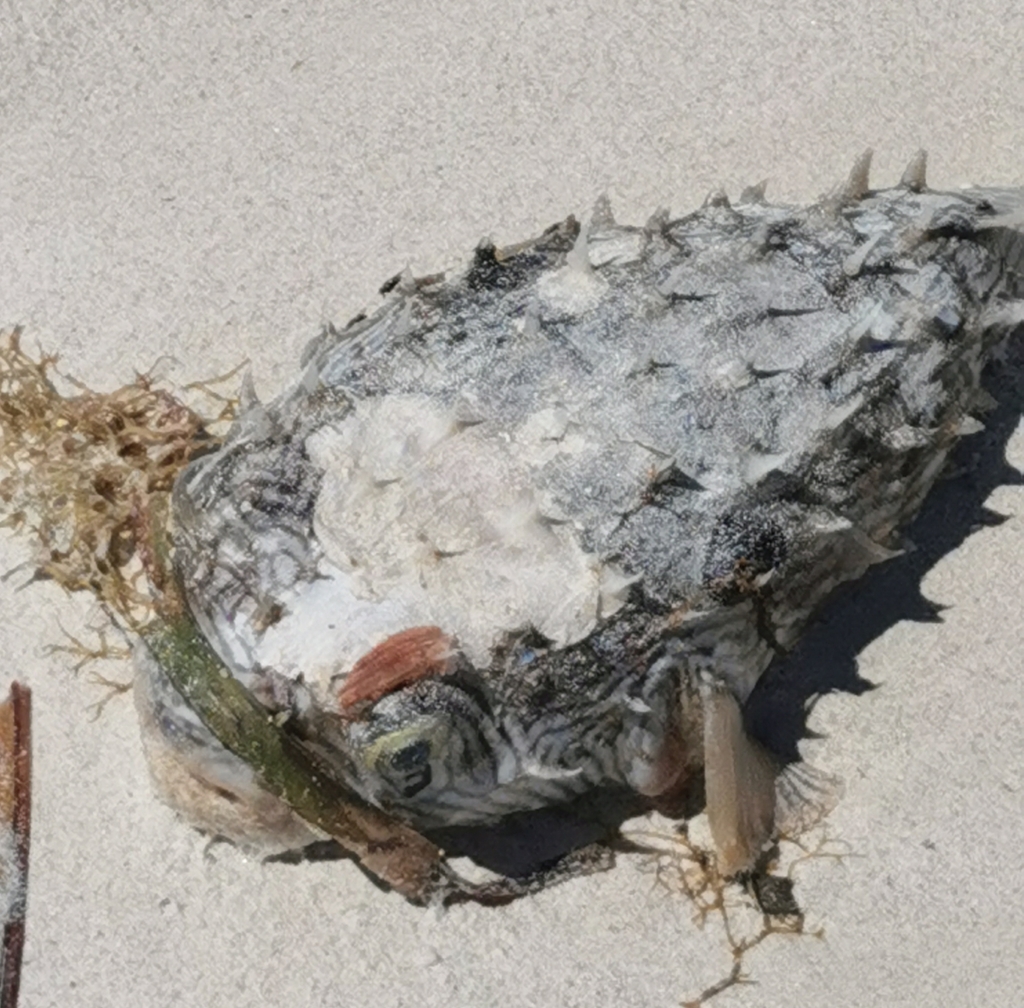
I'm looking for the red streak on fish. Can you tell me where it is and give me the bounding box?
[338,626,454,712]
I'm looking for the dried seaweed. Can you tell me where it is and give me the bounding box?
[0,327,235,624]
[629,821,849,1005]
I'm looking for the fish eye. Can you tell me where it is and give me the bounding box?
[374,736,433,797]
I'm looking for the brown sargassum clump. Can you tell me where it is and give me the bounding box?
[0,327,235,624]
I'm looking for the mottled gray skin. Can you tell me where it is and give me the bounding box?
[146,168,1024,848]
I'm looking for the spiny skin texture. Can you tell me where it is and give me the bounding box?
[142,169,1024,867]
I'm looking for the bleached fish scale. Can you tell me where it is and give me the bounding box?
[169,184,1023,825]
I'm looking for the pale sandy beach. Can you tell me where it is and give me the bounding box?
[1,3,1023,1006]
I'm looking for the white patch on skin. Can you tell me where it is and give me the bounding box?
[305,396,617,669]
[624,696,652,714]
[254,565,417,688]
[518,759,585,781]
[514,406,569,444]
[713,358,755,390]
[743,451,790,484]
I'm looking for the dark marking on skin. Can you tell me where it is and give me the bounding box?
[703,511,788,604]
[765,306,824,318]
[465,218,581,292]
[667,291,715,304]
[465,242,537,292]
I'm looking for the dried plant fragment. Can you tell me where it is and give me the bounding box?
[0,330,239,624]
[632,821,842,1006]
[0,684,31,1008]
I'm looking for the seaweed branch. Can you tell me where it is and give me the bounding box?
[628,822,846,1006]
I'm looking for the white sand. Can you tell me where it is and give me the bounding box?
[1,3,1023,1005]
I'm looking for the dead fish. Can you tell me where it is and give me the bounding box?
[134,151,1024,898]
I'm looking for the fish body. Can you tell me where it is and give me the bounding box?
[137,158,1024,880]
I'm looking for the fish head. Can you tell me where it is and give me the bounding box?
[342,671,510,823]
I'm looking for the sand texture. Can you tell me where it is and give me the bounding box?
[1,3,1023,1005]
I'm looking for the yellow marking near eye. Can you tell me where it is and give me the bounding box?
[362,723,437,771]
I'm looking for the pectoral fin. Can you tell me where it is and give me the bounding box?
[702,688,778,876]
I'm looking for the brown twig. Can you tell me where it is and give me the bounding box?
[0,683,32,1008]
